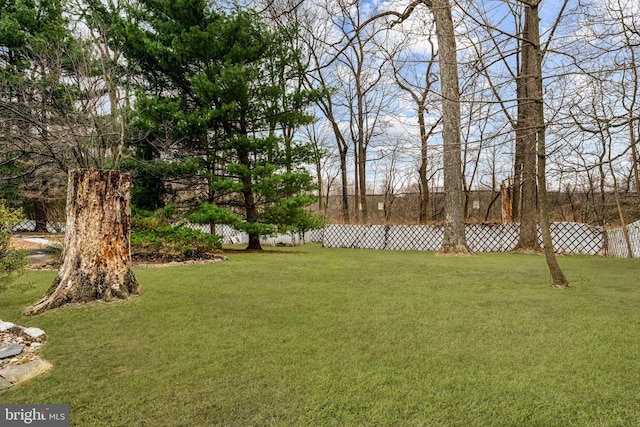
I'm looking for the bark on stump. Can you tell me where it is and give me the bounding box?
[25,169,140,315]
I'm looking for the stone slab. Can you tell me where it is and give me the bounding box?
[23,327,46,339]
[0,343,23,359]
[0,321,15,332]
[0,376,12,389]
[0,359,52,385]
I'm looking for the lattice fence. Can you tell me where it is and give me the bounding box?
[544,223,605,255]
[183,223,322,246]
[14,216,631,256]
[11,220,66,233]
[606,221,640,258]
[323,222,605,255]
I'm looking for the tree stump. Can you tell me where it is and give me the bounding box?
[25,170,140,315]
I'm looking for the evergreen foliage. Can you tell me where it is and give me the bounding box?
[0,0,73,215]
[89,1,322,249]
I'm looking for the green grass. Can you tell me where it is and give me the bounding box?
[1,245,639,426]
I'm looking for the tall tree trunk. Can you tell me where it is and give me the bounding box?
[25,169,140,315]
[538,142,568,286]
[339,150,350,223]
[353,143,360,222]
[609,148,633,258]
[432,0,471,254]
[514,3,541,252]
[530,2,568,287]
[418,105,430,224]
[626,33,640,206]
[315,152,324,213]
[358,143,368,223]
[239,149,262,251]
[512,136,523,221]
[33,198,48,233]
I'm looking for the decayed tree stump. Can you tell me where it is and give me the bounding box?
[25,169,140,315]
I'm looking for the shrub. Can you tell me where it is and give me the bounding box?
[131,226,222,262]
[0,201,28,289]
[131,204,178,232]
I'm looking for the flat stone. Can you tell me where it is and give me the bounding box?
[0,343,23,359]
[0,376,12,389]
[0,321,15,332]
[0,359,52,385]
[23,327,46,339]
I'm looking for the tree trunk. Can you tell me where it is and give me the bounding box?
[530,1,568,287]
[418,105,430,224]
[25,169,140,315]
[514,3,541,252]
[358,143,368,223]
[33,198,49,233]
[239,148,263,251]
[315,149,324,213]
[339,151,350,223]
[247,233,263,251]
[609,153,633,258]
[432,0,472,254]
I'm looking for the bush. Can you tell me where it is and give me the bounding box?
[131,226,222,262]
[131,204,178,232]
[0,201,28,289]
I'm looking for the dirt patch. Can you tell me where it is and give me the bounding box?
[10,238,48,251]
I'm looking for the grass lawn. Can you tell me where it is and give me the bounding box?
[1,244,639,426]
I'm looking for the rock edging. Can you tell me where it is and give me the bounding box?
[0,320,51,390]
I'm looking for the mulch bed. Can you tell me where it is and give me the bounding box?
[11,237,227,270]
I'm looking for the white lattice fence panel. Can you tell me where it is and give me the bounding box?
[354,225,386,249]
[261,233,303,246]
[386,226,442,251]
[607,221,640,258]
[629,222,640,257]
[322,222,608,255]
[541,222,604,255]
[11,220,66,233]
[607,228,625,257]
[323,224,355,247]
[181,223,247,245]
[466,224,519,252]
[324,225,387,249]
[182,224,325,246]
[304,229,324,243]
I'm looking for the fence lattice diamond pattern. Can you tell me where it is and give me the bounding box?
[324,223,606,255]
[12,217,640,257]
